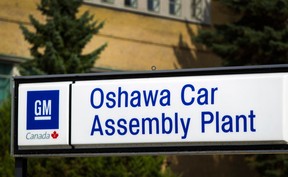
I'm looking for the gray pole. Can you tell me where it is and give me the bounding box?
[15,158,27,177]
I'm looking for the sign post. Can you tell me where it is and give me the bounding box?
[15,158,27,177]
[11,65,288,157]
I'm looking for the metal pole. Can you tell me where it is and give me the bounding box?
[15,158,27,177]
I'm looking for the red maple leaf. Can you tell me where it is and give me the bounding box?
[51,131,59,139]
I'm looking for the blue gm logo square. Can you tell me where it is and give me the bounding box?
[27,90,59,130]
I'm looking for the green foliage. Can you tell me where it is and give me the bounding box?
[19,0,106,75]
[0,98,14,177]
[246,154,288,177]
[195,0,288,176]
[194,0,288,66]
[27,156,176,177]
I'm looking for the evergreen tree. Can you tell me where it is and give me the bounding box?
[0,99,14,177]
[195,1,288,177]
[246,154,288,177]
[15,0,178,177]
[194,0,288,66]
[19,0,106,75]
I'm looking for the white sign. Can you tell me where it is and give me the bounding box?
[71,73,288,147]
[17,82,71,148]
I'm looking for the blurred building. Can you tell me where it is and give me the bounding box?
[0,0,235,102]
[82,0,222,71]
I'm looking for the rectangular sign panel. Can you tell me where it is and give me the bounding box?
[71,73,288,147]
[11,65,288,156]
[17,82,71,149]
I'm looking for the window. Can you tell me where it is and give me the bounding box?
[83,0,210,24]
[148,0,160,12]
[0,63,12,103]
[125,0,137,8]
[169,0,181,16]
[101,0,114,4]
[191,0,203,20]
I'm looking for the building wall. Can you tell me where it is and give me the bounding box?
[82,3,220,71]
[0,0,41,58]
[0,0,225,71]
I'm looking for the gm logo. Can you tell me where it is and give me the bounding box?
[27,90,59,130]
